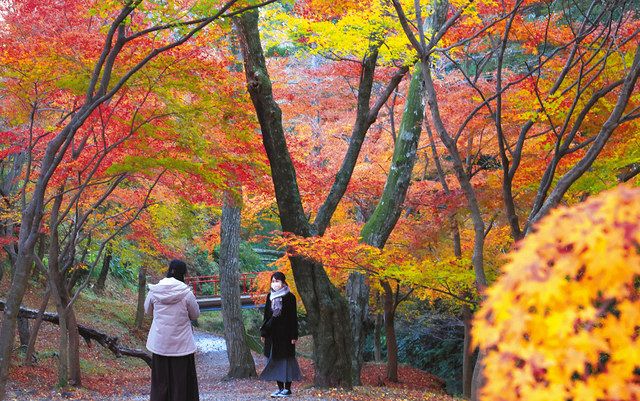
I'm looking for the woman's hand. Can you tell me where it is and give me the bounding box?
[261,337,265,343]
[291,339,297,345]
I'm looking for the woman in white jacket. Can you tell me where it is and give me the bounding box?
[145,259,200,401]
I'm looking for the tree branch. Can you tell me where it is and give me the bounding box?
[0,300,151,367]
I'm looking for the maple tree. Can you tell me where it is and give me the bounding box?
[386,1,640,396]
[0,0,638,398]
[242,0,640,394]
[474,185,640,401]
[233,0,431,384]
[0,0,272,397]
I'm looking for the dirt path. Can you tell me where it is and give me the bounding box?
[99,331,388,401]
[102,331,284,401]
[102,331,446,401]
[7,330,446,400]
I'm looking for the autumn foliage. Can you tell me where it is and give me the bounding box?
[1,0,640,398]
[474,186,640,401]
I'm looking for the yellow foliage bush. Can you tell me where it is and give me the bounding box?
[474,186,640,401]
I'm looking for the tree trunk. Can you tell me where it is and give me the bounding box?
[373,312,383,363]
[94,243,112,294]
[360,63,424,248]
[50,264,82,386]
[451,217,462,258]
[235,11,353,387]
[45,190,81,386]
[348,3,449,382]
[0,239,37,398]
[25,288,50,366]
[219,190,256,379]
[45,192,67,387]
[348,63,425,382]
[346,272,369,385]
[423,46,490,401]
[462,305,473,399]
[426,118,462,258]
[470,352,485,401]
[17,318,29,349]
[65,306,82,386]
[49,281,70,387]
[381,281,398,382]
[423,66,488,291]
[57,309,70,387]
[135,266,147,329]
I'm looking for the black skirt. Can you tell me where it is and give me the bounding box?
[150,353,199,401]
[259,356,302,382]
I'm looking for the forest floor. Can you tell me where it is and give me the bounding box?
[3,279,454,401]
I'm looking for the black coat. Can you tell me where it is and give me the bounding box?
[260,291,298,359]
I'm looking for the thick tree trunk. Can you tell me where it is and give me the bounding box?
[135,266,146,329]
[235,11,353,387]
[360,63,425,248]
[44,190,80,386]
[290,257,353,387]
[94,243,112,294]
[381,281,398,382]
[25,289,50,366]
[348,64,425,382]
[462,305,473,399]
[349,2,449,382]
[346,273,369,385]
[219,190,256,379]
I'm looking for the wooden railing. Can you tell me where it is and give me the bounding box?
[185,272,259,297]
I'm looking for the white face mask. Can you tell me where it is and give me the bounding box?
[271,281,283,291]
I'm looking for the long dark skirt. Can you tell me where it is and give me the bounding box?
[260,341,302,383]
[150,353,199,401]
[259,356,302,382]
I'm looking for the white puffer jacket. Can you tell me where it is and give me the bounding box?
[144,277,200,356]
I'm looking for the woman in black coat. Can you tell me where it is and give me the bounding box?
[259,271,301,398]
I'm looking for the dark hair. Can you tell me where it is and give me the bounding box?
[270,271,286,283]
[167,259,187,282]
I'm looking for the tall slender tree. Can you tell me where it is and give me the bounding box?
[219,190,257,379]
